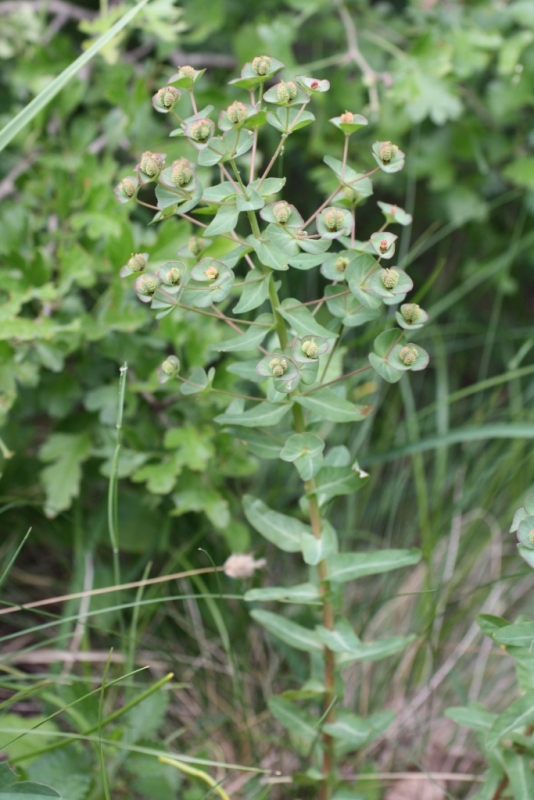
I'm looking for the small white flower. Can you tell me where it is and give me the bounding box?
[223,554,267,579]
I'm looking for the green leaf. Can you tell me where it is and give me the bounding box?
[468,766,505,800]
[524,494,534,515]
[337,635,416,664]
[445,705,496,732]
[493,622,534,648]
[325,286,379,328]
[209,314,272,352]
[517,515,534,548]
[280,433,325,480]
[316,618,361,652]
[502,750,534,797]
[250,177,286,197]
[39,432,92,518]
[368,353,403,384]
[511,507,528,532]
[268,697,318,752]
[279,299,338,340]
[233,274,271,314]
[288,253,328,270]
[202,182,236,203]
[295,389,371,423]
[249,237,290,271]
[486,690,534,749]
[251,609,323,652]
[132,459,180,495]
[204,205,239,236]
[327,549,421,583]
[0,714,58,765]
[0,0,150,152]
[502,156,534,191]
[0,784,61,799]
[236,188,264,212]
[197,137,227,166]
[363,424,534,466]
[323,711,371,748]
[184,259,235,308]
[300,520,338,566]
[243,494,310,552]
[232,429,284,459]
[311,465,369,506]
[180,367,215,395]
[28,751,91,800]
[477,614,510,637]
[215,400,291,428]
[518,545,534,568]
[244,583,320,603]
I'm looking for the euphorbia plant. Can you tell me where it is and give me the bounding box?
[115,56,428,798]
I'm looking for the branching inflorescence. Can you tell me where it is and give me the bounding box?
[115,56,428,799]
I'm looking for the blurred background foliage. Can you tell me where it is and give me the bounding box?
[1,0,534,797]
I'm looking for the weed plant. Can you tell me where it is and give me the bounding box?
[1,2,534,799]
[110,55,433,799]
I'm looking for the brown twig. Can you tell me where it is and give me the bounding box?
[334,0,380,120]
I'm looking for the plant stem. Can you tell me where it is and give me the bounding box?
[267,275,336,800]
[304,184,342,229]
[108,363,127,629]
[292,403,336,800]
[256,134,287,189]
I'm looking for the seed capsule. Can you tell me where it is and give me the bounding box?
[190,119,213,143]
[273,201,291,224]
[139,151,165,177]
[402,304,421,324]
[161,359,177,376]
[156,86,180,109]
[119,178,137,197]
[269,357,288,377]
[205,265,219,280]
[252,56,271,76]
[177,65,195,80]
[340,111,354,124]
[227,101,248,124]
[324,207,345,232]
[165,267,181,285]
[137,275,159,296]
[379,239,389,254]
[381,268,399,289]
[301,339,319,358]
[379,141,399,164]
[128,253,147,273]
[335,256,349,272]
[171,158,192,187]
[399,345,417,366]
[276,81,297,103]
[188,236,205,256]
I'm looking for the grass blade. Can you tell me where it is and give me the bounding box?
[0,0,150,152]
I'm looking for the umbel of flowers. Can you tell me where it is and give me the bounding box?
[114,56,427,799]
